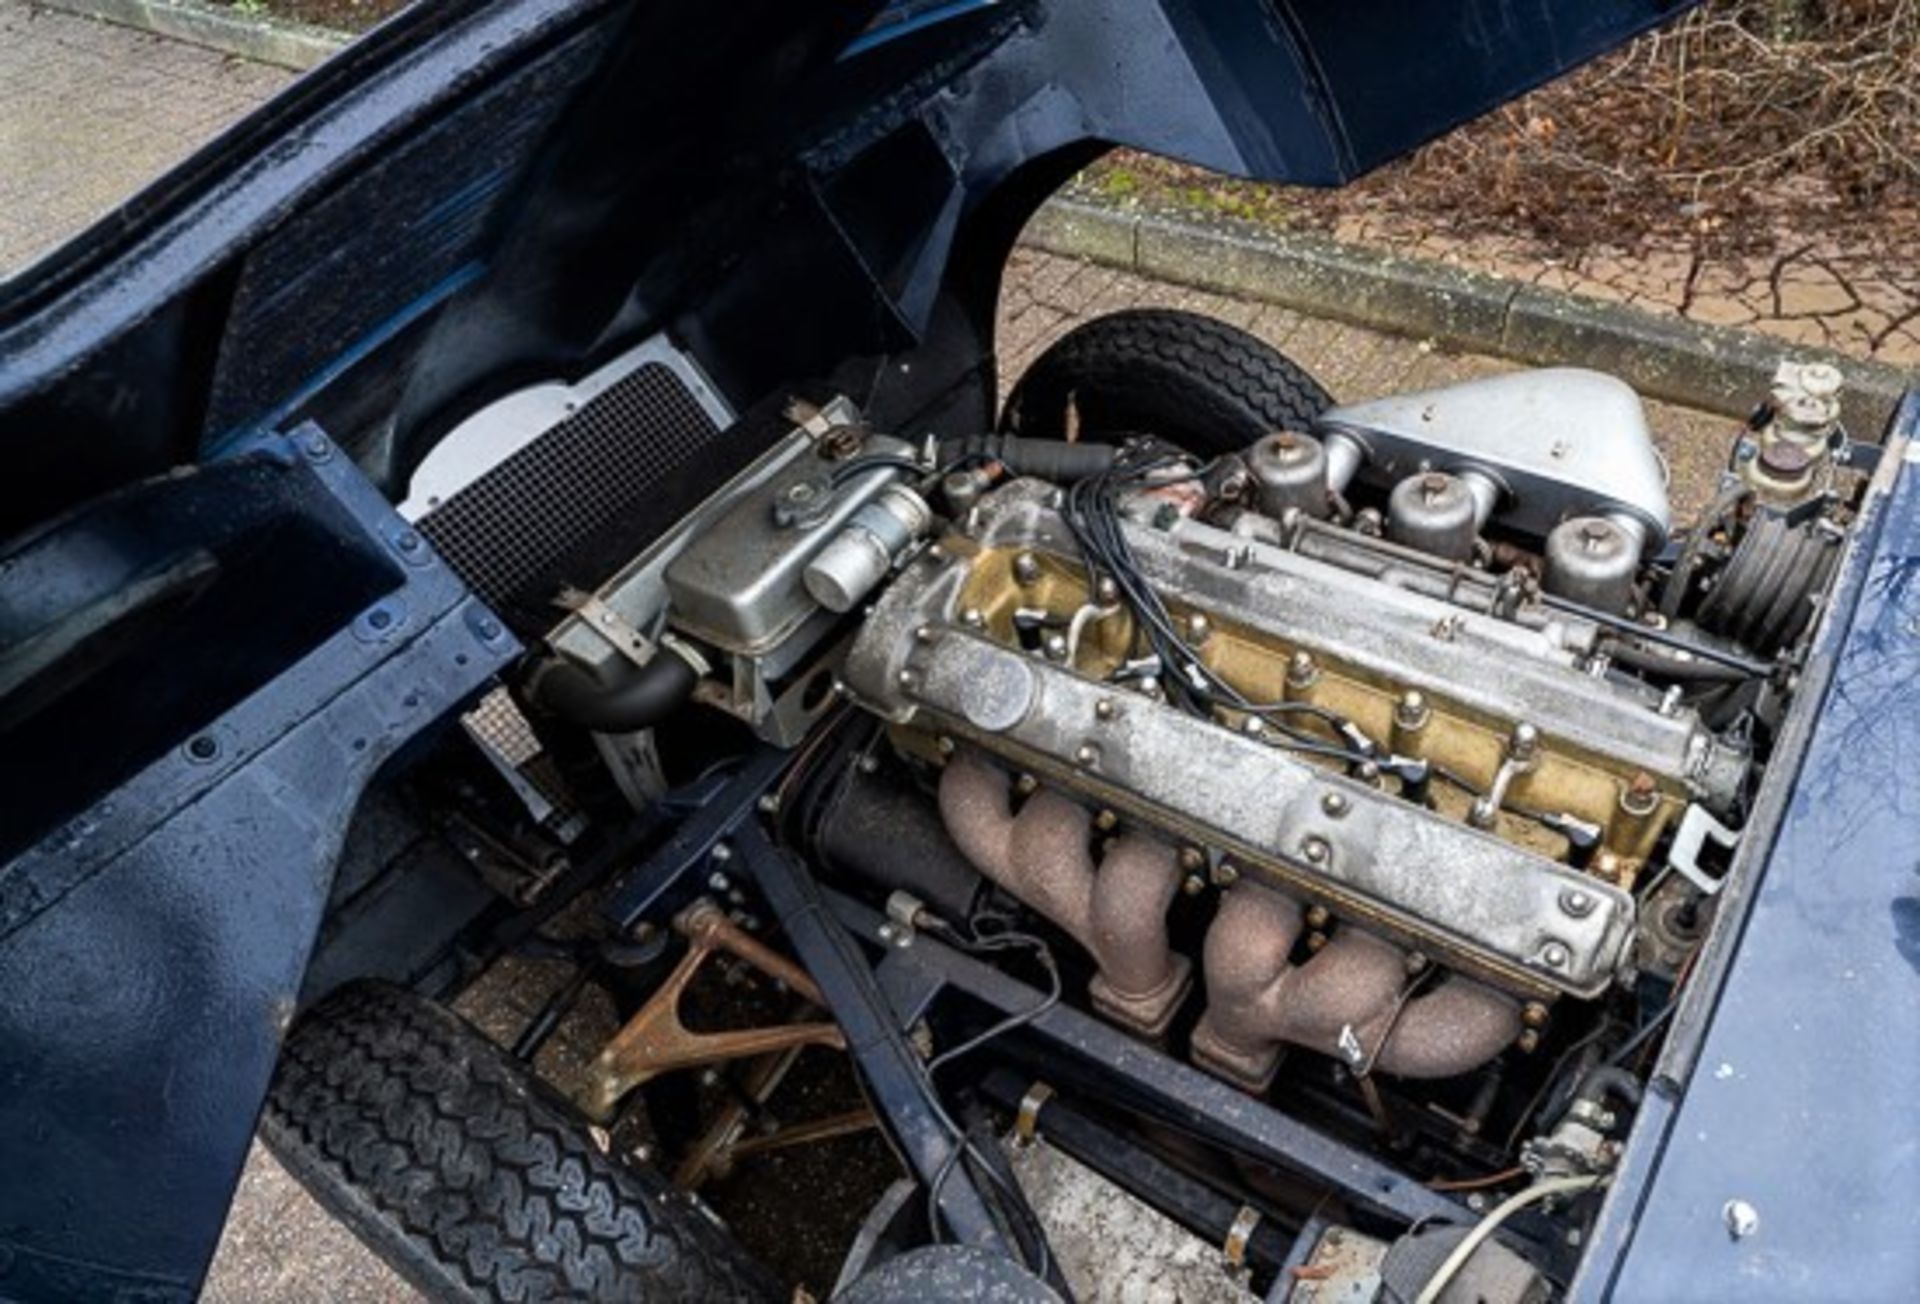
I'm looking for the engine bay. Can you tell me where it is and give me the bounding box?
[429,332,1867,1299]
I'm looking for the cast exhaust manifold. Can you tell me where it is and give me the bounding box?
[939,751,1191,1035]
[1190,880,1521,1091]
[939,751,1520,1086]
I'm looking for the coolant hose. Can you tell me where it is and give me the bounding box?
[939,434,1117,480]
[520,644,700,733]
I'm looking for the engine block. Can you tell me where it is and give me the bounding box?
[843,476,1747,1008]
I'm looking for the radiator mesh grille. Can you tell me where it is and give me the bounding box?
[418,362,720,611]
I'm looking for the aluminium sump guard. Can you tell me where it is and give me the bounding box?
[0,425,516,1301]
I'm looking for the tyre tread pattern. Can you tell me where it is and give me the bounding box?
[1003,307,1334,452]
[262,981,774,1303]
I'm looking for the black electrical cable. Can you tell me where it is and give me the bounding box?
[1602,1001,1676,1069]
[917,922,1063,1277]
[770,727,1059,1281]
[1060,447,1378,765]
[510,966,594,1062]
[827,454,929,487]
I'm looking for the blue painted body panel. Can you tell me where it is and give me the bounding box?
[0,428,516,1300]
[1585,399,1920,1302]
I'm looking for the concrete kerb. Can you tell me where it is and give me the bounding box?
[1023,196,1910,436]
[32,0,347,71]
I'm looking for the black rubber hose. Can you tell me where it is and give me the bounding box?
[520,647,698,733]
[1604,640,1751,683]
[939,433,1117,480]
[1573,1065,1645,1114]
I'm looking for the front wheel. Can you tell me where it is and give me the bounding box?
[1000,307,1334,456]
[263,981,779,1303]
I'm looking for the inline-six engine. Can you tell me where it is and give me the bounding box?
[833,364,1839,1093]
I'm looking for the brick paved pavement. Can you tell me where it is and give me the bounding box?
[2,11,1741,1296]
[1321,205,1920,370]
[0,0,292,277]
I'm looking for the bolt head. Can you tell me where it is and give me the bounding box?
[1015,773,1040,796]
[1181,873,1207,897]
[897,668,919,690]
[1301,836,1330,865]
[1511,722,1541,758]
[1541,941,1572,969]
[1523,1001,1550,1029]
[1074,743,1099,768]
[936,736,957,756]
[1305,904,1331,929]
[1560,888,1595,918]
[1094,697,1116,721]
[1094,809,1119,832]
[1185,612,1211,644]
[961,607,985,628]
[1395,690,1429,728]
[1321,792,1349,818]
[1723,1199,1759,1241]
[1013,551,1041,584]
[1211,861,1240,887]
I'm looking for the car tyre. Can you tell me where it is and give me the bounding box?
[1001,307,1334,454]
[262,981,778,1303]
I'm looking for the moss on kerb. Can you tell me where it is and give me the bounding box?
[34,0,346,71]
